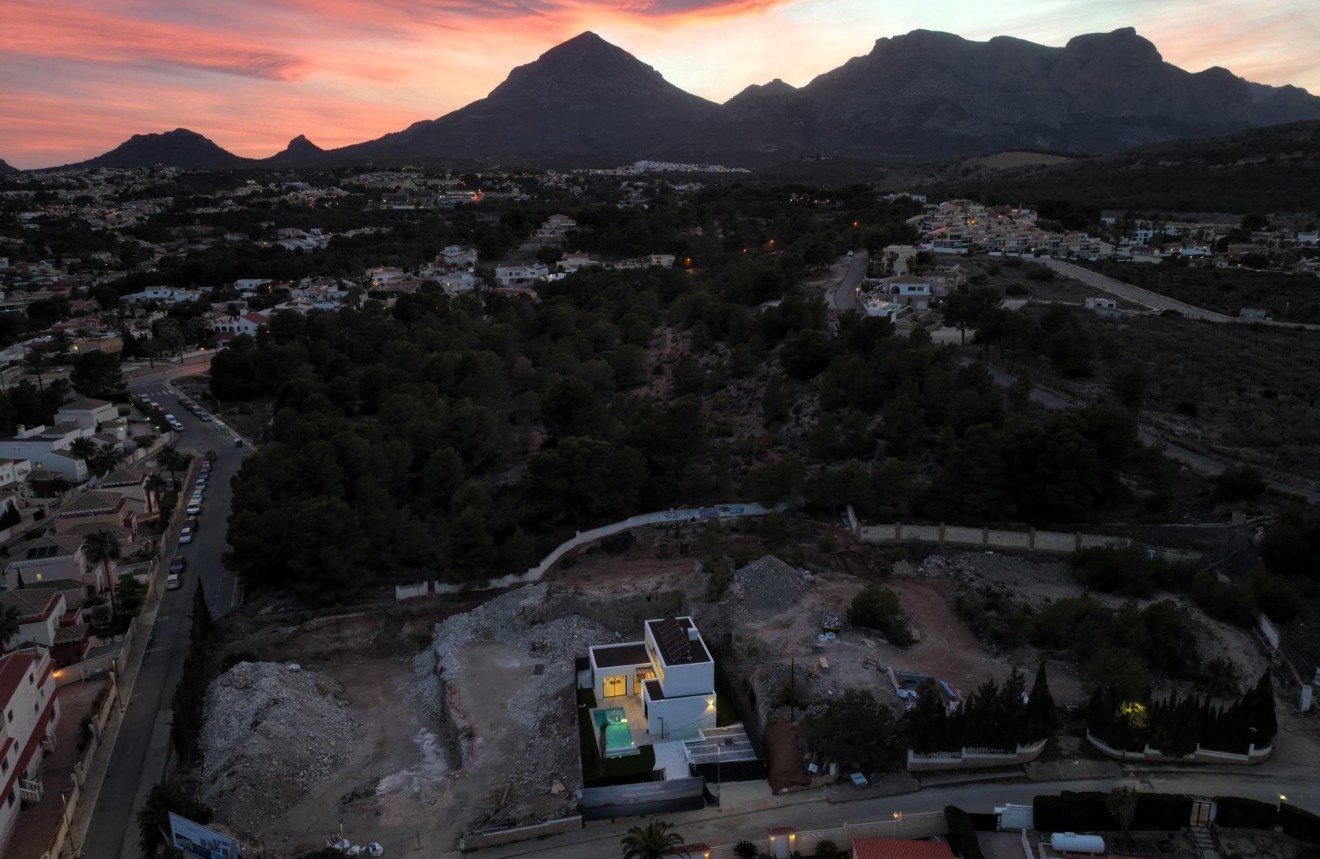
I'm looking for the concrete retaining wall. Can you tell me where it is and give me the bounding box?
[906,739,1047,772]
[859,523,1199,562]
[401,503,784,600]
[1086,732,1272,765]
[459,816,582,850]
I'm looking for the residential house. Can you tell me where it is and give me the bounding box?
[233,278,272,293]
[440,246,478,267]
[436,271,477,295]
[55,398,118,432]
[3,534,97,599]
[121,286,201,305]
[97,467,158,517]
[0,459,32,492]
[0,646,61,854]
[53,490,137,551]
[495,263,549,288]
[208,312,269,337]
[0,591,87,665]
[587,616,716,747]
[0,425,93,482]
[531,214,577,246]
[883,277,933,310]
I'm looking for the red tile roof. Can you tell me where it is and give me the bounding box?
[852,838,957,859]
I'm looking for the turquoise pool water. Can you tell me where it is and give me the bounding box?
[592,707,636,756]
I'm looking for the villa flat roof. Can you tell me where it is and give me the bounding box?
[646,617,710,665]
[645,679,665,701]
[591,642,650,669]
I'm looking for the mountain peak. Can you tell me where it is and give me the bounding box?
[78,128,246,169]
[266,134,324,164]
[0,158,17,175]
[1064,27,1162,64]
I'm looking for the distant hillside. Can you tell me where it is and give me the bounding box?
[71,128,250,170]
[0,159,17,175]
[874,121,1320,212]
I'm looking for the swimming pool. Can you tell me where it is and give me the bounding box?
[592,707,637,757]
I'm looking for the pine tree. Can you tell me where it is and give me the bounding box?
[1026,662,1057,741]
[1244,671,1278,746]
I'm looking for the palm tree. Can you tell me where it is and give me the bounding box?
[144,472,167,514]
[620,820,688,859]
[0,604,20,649]
[69,437,99,467]
[157,446,190,486]
[23,350,49,391]
[81,529,123,597]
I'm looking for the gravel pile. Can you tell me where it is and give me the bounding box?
[423,584,613,816]
[723,554,813,617]
[200,662,356,834]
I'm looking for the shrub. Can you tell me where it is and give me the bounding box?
[1212,796,1278,830]
[1004,283,1029,297]
[1190,573,1257,626]
[1214,464,1267,502]
[813,839,841,859]
[847,584,914,646]
[1280,803,1320,845]
[944,806,986,859]
[705,557,733,602]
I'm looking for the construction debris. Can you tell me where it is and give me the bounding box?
[200,662,356,835]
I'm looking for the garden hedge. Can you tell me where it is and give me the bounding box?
[944,806,986,859]
[1213,796,1278,830]
[1279,803,1320,845]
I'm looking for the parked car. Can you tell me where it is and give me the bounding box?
[186,514,199,532]
[169,553,186,573]
[186,499,202,515]
[178,526,193,544]
[204,450,218,462]
[166,573,181,590]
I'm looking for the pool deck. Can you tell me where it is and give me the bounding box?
[595,695,654,749]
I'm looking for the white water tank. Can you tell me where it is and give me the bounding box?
[1050,833,1105,854]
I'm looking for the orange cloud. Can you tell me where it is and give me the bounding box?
[0,1,309,80]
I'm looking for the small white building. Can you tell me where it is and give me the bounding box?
[234,278,272,293]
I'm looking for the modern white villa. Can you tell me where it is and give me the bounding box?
[587,616,717,754]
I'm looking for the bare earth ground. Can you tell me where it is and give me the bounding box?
[219,530,1312,856]
[251,652,450,856]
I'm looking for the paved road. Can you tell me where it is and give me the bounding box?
[80,379,248,859]
[1039,259,1233,321]
[829,252,867,312]
[478,769,1320,859]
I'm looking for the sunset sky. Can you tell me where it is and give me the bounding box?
[1,0,1317,169]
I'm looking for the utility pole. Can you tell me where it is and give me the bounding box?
[790,657,796,723]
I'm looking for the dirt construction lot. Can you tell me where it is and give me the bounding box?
[205,526,1284,856]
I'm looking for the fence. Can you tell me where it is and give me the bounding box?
[704,812,947,859]
[399,503,785,600]
[54,611,142,687]
[859,522,1201,562]
[1086,732,1272,765]
[906,739,1047,772]
[43,670,120,859]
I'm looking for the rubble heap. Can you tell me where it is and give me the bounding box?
[724,554,812,617]
[200,661,355,834]
[419,584,613,824]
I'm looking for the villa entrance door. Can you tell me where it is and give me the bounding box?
[603,675,627,698]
